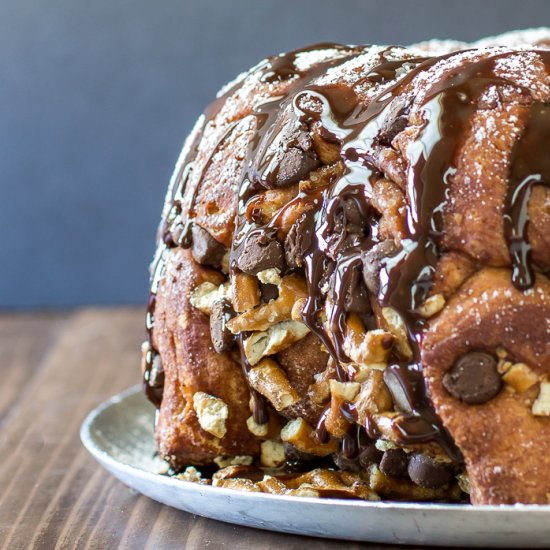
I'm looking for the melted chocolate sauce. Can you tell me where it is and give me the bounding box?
[233,47,361,211]
[505,95,550,289]
[315,409,330,444]
[297,51,550,460]
[301,193,379,376]
[341,432,358,459]
[380,55,519,337]
[385,364,462,462]
[226,46,364,415]
[317,399,381,449]
[143,43,358,410]
[147,44,550,468]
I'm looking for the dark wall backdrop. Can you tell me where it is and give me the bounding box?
[2,0,549,307]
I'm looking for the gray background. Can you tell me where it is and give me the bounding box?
[2,0,548,308]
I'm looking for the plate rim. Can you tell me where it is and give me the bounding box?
[80,384,550,515]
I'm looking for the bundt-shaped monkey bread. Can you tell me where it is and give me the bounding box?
[141,29,550,504]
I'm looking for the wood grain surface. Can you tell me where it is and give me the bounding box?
[0,309,438,549]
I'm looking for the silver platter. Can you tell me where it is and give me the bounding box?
[81,385,550,547]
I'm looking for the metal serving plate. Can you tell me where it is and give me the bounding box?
[81,385,550,547]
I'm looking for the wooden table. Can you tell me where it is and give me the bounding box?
[0,309,435,549]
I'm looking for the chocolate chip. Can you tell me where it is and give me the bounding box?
[323,210,345,259]
[407,454,454,489]
[442,351,501,404]
[379,448,409,477]
[164,221,185,248]
[163,228,176,248]
[262,121,320,189]
[284,443,317,463]
[342,198,366,234]
[283,443,319,472]
[362,240,398,294]
[358,443,383,468]
[377,115,408,147]
[344,267,371,314]
[277,147,319,187]
[332,452,362,472]
[191,224,226,268]
[284,443,330,472]
[329,261,372,315]
[209,299,235,353]
[260,283,279,302]
[237,230,284,275]
[163,207,186,248]
[378,116,408,145]
[360,312,378,332]
[284,212,313,269]
[144,351,164,407]
[376,102,410,146]
[324,198,370,258]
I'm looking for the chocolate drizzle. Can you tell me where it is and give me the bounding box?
[226,46,364,418]
[380,55,520,333]
[385,363,461,461]
[505,94,550,289]
[144,43,359,407]
[297,51,550,460]
[232,47,362,212]
[146,44,550,468]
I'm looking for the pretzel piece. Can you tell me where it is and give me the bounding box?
[232,272,260,313]
[248,358,301,411]
[280,417,338,456]
[228,273,308,333]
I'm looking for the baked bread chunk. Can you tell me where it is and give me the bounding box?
[142,30,550,503]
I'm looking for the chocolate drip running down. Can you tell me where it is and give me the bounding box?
[145,44,550,466]
[229,45,368,423]
[505,97,550,289]
[290,51,550,459]
[144,43,361,416]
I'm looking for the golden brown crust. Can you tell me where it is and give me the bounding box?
[154,248,259,467]
[423,268,550,504]
[390,50,550,269]
[276,333,330,424]
[192,118,253,246]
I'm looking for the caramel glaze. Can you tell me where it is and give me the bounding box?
[145,44,550,465]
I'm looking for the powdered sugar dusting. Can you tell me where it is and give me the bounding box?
[410,27,550,55]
